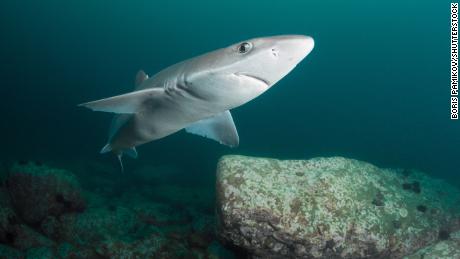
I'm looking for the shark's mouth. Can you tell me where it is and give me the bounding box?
[235,72,270,86]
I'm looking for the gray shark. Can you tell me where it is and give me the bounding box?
[79,35,314,167]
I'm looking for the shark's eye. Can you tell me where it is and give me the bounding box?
[238,42,252,54]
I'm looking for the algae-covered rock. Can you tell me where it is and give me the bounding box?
[0,160,227,258]
[0,206,17,244]
[55,206,144,246]
[216,155,460,258]
[0,244,23,259]
[6,162,85,225]
[405,230,460,259]
[25,246,55,259]
[54,242,99,258]
[97,233,189,258]
[10,224,55,251]
[1,206,55,251]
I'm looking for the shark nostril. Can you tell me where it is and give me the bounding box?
[271,48,278,57]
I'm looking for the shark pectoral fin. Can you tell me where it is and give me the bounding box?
[78,88,164,114]
[185,110,239,147]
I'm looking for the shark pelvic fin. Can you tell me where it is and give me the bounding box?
[108,114,131,142]
[124,147,138,159]
[185,110,239,147]
[78,88,164,114]
[100,143,112,154]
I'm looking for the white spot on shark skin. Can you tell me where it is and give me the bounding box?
[79,35,315,164]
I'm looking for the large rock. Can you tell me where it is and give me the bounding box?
[216,155,460,258]
[6,162,85,225]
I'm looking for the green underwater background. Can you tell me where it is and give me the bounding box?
[0,0,459,258]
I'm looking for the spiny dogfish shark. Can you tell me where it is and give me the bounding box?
[79,35,315,170]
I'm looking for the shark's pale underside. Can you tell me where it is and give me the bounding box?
[79,35,314,167]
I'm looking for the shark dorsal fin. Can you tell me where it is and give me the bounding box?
[135,70,149,87]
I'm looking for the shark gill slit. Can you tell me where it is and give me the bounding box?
[176,82,206,101]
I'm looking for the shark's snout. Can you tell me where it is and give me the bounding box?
[298,35,315,57]
[276,35,314,64]
[240,35,314,87]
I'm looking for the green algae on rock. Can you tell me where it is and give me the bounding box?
[216,155,460,258]
[405,230,460,259]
